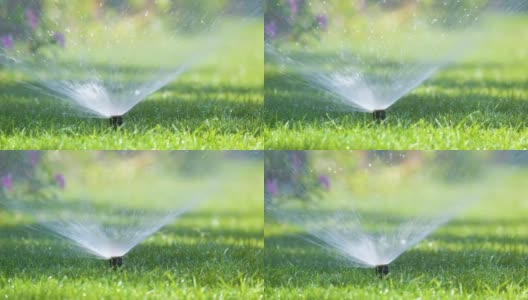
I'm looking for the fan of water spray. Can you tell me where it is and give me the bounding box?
[265,0,527,120]
[0,1,261,128]
[265,151,494,276]
[0,151,231,268]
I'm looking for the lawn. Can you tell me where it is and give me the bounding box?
[0,21,263,150]
[264,16,528,150]
[264,170,528,299]
[0,158,264,299]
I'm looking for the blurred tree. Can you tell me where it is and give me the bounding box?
[265,0,326,42]
[265,151,328,202]
[0,0,42,37]
[492,151,528,165]
[0,0,66,53]
[0,151,57,201]
[429,152,483,183]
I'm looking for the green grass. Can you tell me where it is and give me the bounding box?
[264,16,528,149]
[0,162,264,299]
[264,172,528,299]
[0,22,263,150]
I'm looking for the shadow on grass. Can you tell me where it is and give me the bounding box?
[267,206,528,234]
[0,80,263,135]
[0,74,262,99]
[427,77,528,91]
[0,206,263,243]
[264,223,527,289]
[267,49,525,75]
[0,221,263,283]
[265,204,528,288]
[264,65,528,129]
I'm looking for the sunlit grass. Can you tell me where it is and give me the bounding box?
[0,22,263,150]
[264,16,528,150]
[264,171,528,299]
[0,161,264,299]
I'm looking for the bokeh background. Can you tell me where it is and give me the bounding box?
[264,151,528,299]
[0,0,263,150]
[264,0,528,150]
[0,151,264,299]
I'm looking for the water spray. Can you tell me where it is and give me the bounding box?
[109,116,124,130]
[0,151,228,270]
[375,265,389,278]
[109,256,123,269]
[372,110,386,121]
[265,1,504,115]
[0,1,261,121]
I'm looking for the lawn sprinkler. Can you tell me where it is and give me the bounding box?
[109,257,123,269]
[109,116,124,129]
[375,265,389,278]
[372,110,386,121]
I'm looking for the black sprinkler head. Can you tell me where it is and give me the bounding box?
[109,116,124,129]
[375,265,389,278]
[373,110,386,121]
[109,256,123,269]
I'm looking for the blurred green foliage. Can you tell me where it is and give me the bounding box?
[265,0,318,41]
[0,0,42,36]
[264,0,527,45]
[265,151,321,202]
[0,0,241,37]
[264,151,528,205]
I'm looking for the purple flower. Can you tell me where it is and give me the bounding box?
[1,35,13,49]
[265,178,279,196]
[26,8,39,30]
[289,152,302,171]
[54,173,65,189]
[265,21,277,38]
[288,0,299,15]
[27,151,39,167]
[315,14,328,30]
[53,32,65,47]
[318,175,330,190]
[1,174,13,190]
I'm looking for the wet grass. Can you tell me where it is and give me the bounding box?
[264,16,528,150]
[0,163,264,299]
[264,177,528,299]
[0,23,263,150]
